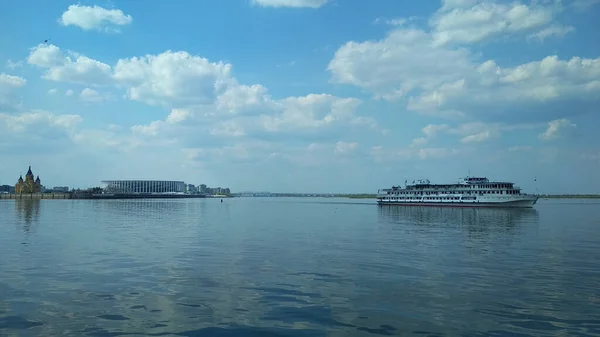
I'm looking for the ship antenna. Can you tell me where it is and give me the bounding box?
[534,177,538,196]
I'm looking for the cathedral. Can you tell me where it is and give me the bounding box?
[15,166,42,193]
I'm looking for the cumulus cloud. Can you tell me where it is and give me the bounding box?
[58,4,132,32]
[27,44,113,86]
[328,0,600,122]
[5,60,24,69]
[539,118,576,140]
[0,110,81,132]
[528,25,575,41]
[410,121,543,147]
[430,0,557,45]
[0,73,26,112]
[251,0,328,8]
[0,110,83,154]
[79,88,112,103]
[334,141,358,154]
[0,73,26,89]
[113,51,234,106]
[24,43,380,155]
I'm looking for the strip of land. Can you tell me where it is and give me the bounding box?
[538,194,600,199]
[337,194,600,199]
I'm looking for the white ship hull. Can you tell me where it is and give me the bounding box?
[377,195,538,208]
[377,176,538,208]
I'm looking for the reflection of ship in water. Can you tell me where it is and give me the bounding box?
[15,199,41,233]
[378,204,539,233]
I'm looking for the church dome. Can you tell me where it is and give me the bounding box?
[26,166,33,177]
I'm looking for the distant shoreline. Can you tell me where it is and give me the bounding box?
[538,195,600,199]
[339,194,600,199]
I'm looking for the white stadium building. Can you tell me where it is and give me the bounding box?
[100,180,186,194]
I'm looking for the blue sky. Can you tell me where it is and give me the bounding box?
[1,0,599,193]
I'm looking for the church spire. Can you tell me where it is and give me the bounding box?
[26,165,33,177]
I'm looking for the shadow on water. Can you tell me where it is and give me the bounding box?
[14,199,41,233]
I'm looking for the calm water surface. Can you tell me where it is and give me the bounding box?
[1,197,599,336]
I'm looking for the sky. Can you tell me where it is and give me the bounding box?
[0,0,599,194]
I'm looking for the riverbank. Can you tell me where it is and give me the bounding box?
[342,194,377,199]
[1,193,224,200]
[72,193,209,199]
[539,194,600,199]
[0,193,71,199]
[341,194,600,199]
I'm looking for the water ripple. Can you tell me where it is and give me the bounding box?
[1,198,599,336]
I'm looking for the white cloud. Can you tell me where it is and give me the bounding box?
[27,44,112,86]
[334,141,358,154]
[0,73,26,88]
[166,108,192,124]
[58,5,132,32]
[209,120,246,137]
[373,17,417,26]
[328,2,600,122]
[528,25,575,41]
[328,28,474,102]
[260,94,368,132]
[48,88,58,95]
[0,110,82,143]
[539,118,576,140]
[0,73,26,112]
[79,88,112,103]
[5,60,23,69]
[25,44,380,150]
[580,150,600,162]
[65,89,74,96]
[571,0,600,11]
[430,0,557,46]
[251,0,328,8]
[113,51,234,106]
[410,121,542,147]
[410,124,449,146]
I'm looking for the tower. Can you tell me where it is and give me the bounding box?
[15,166,42,193]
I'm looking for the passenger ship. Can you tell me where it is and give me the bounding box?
[377,177,538,208]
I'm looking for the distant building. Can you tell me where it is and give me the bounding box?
[52,186,70,192]
[195,184,231,195]
[186,184,197,194]
[15,166,42,193]
[100,180,186,194]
